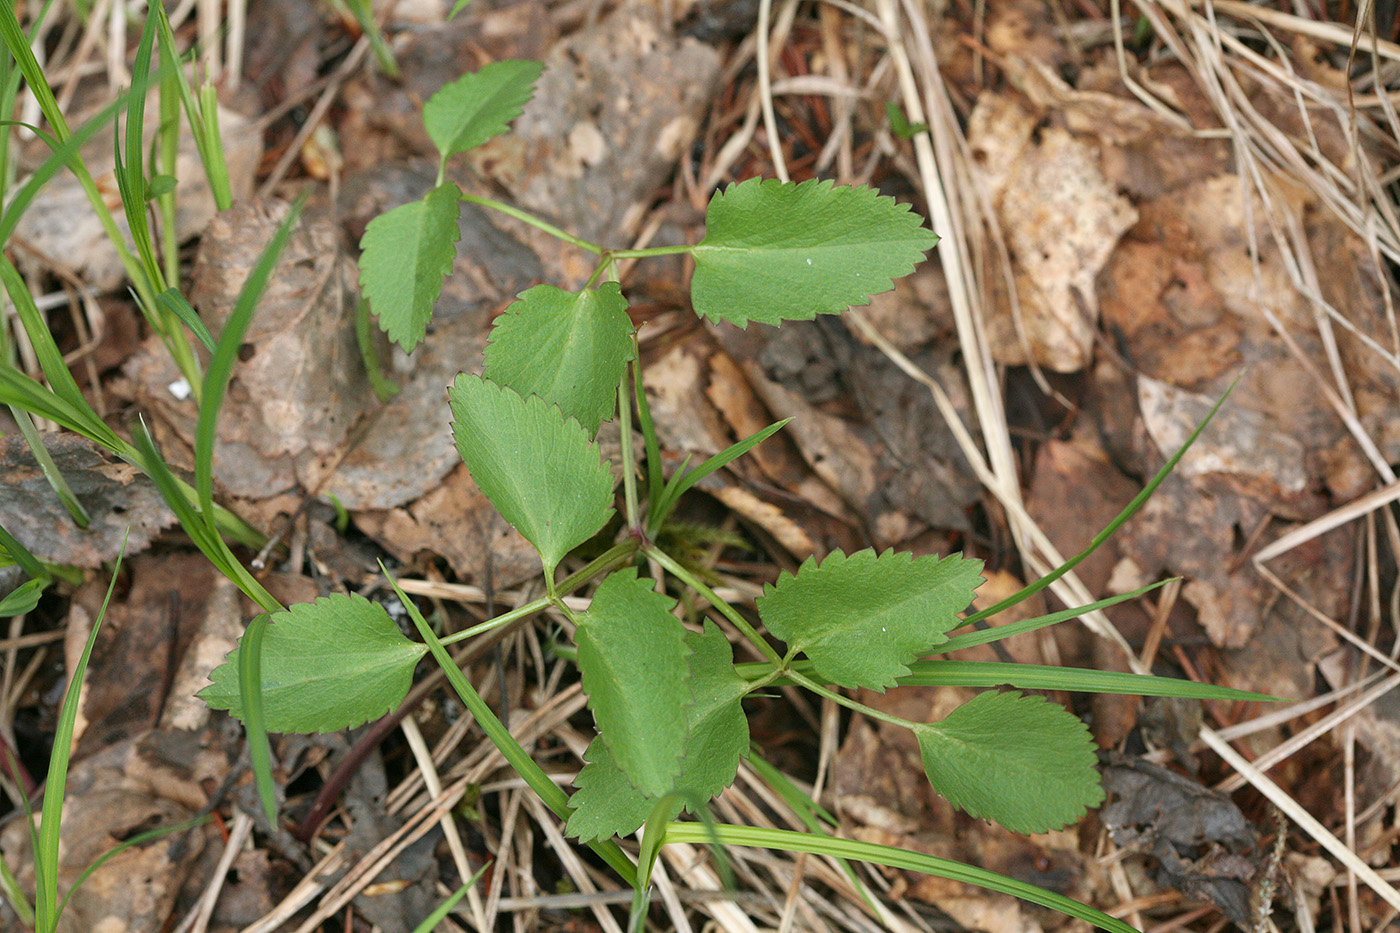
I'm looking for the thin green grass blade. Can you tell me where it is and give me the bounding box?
[894,660,1282,700]
[131,421,280,613]
[632,351,665,512]
[0,520,46,582]
[149,2,232,210]
[647,419,790,534]
[939,581,1169,654]
[0,254,91,414]
[746,751,888,917]
[0,849,33,927]
[10,406,90,527]
[409,862,490,933]
[195,196,304,536]
[382,565,639,886]
[157,288,216,352]
[34,538,125,931]
[156,49,181,285]
[115,12,165,293]
[736,656,1276,701]
[963,382,1237,628]
[56,815,207,923]
[353,296,399,401]
[663,823,1141,933]
[237,613,278,825]
[0,3,69,142]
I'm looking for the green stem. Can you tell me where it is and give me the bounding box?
[458,191,604,255]
[438,540,639,647]
[784,667,912,731]
[604,244,695,260]
[618,368,640,532]
[644,546,783,666]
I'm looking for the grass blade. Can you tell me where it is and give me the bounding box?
[34,537,126,931]
[938,581,1170,654]
[647,419,790,534]
[662,822,1141,933]
[963,382,1236,627]
[237,613,278,825]
[195,195,304,537]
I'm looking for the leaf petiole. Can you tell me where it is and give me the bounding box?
[644,546,783,666]
[459,191,604,255]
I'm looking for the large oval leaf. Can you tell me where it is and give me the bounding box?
[913,691,1104,834]
[691,178,939,327]
[448,374,615,576]
[359,181,461,352]
[757,549,984,690]
[482,283,635,434]
[577,570,691,797]
[199,594,426,733]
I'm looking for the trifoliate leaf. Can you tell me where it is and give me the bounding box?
[423,60,545,169]
[757,549,983,690]
[448,374,614,577]
[567,622,750,840]
[199,594,427,733]
[912,691,1104,834]
[483,283,635,434]
[359,182,461,351]
[577,570,691,797]
[691,178,939,327]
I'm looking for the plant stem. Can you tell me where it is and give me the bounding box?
[439,541,640,647]
[643,546,784,666]
[618,369,640,532]
[605,245,695,260]
[459,191,604,255]
[783,667,912,731]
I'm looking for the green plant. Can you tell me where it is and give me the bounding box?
[193,60,1267,930]
[0,16,1270,929]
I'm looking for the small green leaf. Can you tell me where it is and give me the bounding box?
[577,570,691,797]
[423,60,545,168]
[691,178,939,327]
[0,577,46,616]
[567,621,750,840]
[483,283,635,434]
[448,374,614,576]
[566,737,680,842]
[757,549,983,690]
[146,173,178,200]
[912,691,1104,834]
[199,594,427,733]
[359,182,461,352]
[884,101,928,140]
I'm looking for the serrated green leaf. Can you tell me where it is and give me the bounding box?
[691,178,939,327]
[448,374,614,576]
[423,60,545,168]
[482,283,635,434]
[359,182,461,351]
[757,549,983,690]
[566,737,680,842]
[912,691,1104,834]
[577,569,691,797]
[567,621,749,840]
[674,620,750,798]
[199,594,427,732]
